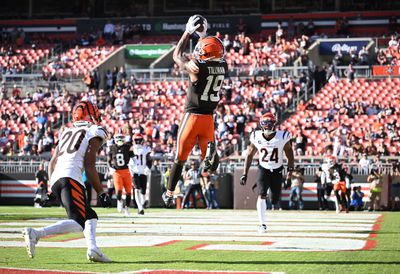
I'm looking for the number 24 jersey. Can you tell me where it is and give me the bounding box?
[250,130,291,170]
[50,122,108,187]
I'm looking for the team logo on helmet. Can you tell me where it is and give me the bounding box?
[193,36,225,61]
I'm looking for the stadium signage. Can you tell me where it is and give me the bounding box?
[125,44,173,59]
[372,65,400,76]
[319,40,370,55]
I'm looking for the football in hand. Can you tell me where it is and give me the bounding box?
[193,14,206,32]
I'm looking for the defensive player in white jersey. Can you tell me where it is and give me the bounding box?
[22,101,112,262]
[128,133,152,215]
[240,112,294,233]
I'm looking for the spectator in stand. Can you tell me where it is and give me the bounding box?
[345,64,355,83]
[294,130,307,156]
[388,35,398,48]
[235,109,247,137]
[376,49,387,65]
[358,46,369,65]
[359,153,371,174]
[103,20,115,41]
[222,34,232,51]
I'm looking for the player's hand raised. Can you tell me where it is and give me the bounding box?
[98,192,111,208]
[240,174,247,186]
[185,15,201,34]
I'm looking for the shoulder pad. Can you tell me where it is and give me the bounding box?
[282,130,292,141]
[89,125,108,141]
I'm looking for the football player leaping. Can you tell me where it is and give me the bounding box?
[128,133,152,215]
[240,113,295,233]
[108,130,134,216]
[162,14,228,207]
[22,101,112,262]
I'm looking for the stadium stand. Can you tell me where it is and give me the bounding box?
[281,78,400,156]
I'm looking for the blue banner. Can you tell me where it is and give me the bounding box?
[319,40,370,55]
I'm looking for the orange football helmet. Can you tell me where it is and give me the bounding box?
[193,36,225,61]
[72,100,101,124]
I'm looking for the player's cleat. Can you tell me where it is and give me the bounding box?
[138,209,144,215]
[87,248,112,263]
[22,228,39,258]
[123,207,130,217]
[258,224,267,233]
[117,200,123,213]
[162,192,174,208]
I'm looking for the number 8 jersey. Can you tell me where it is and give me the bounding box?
[250,130,292,170]
[50,122,108,187]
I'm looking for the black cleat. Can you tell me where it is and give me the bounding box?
[138,209,144,215]
[202,141,217,173]
[162,192,174,208]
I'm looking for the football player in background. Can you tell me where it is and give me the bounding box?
[162,14,228,207]
[22,101,112,262]
[129,133,152,215]
[107,130,134,216]
[327,156,349,213]
[240,112,294,233]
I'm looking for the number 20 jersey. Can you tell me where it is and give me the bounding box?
[184,59,228,115]
[250,130,292,170]
[50,122,108,187]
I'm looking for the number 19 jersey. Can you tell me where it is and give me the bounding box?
[184,59,228,114]
[250,130,291,170]
[50,122,108,187]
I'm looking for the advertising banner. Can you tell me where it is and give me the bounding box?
[77,15,260,35]
[319,40,370,55]
[372,66,400,76]
[125,44,173,59]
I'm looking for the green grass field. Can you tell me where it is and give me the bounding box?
[0,206,400,274]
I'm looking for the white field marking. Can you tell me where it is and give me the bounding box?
[102,211,380,220]
[0,221,375,229]
[197,237,369,252]
[0,235,368,249]
[0,267,94,273]
[0,233,21,238]
[0,228,371,239]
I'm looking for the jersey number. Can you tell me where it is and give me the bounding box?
[116,153,125,166]
[200,75,224,102]
[59,129,86,156]
[260,148,279,163]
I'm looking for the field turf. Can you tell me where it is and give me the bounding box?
[0,206,399,274]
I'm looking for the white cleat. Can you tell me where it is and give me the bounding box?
[123,207,130,217]
[87,248,112,263]
[22,228,38,258]
[258,224,267,233]
[117,200,123,213]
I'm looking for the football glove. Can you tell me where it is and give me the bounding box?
[185,15,201,35]
[240,174,247,186]
[109,167,116,176]
[98,192,111,208]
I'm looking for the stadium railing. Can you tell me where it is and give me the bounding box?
[1,158,395,176]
